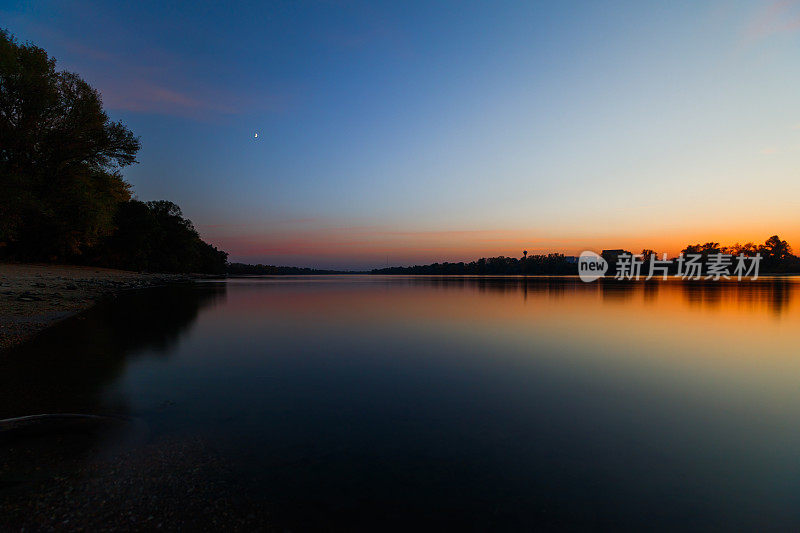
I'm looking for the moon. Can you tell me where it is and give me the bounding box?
[254,132,258,138]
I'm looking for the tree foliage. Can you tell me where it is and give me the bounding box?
[227,263,352,275]
[90,200,228,275]
[681,235,799,272]
[0,29,138,258]
[372,254,577,275]
[375,236,800,277]
[0,30,227,273]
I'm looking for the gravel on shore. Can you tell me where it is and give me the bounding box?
[0,263,193,352]
[1,430,275,531]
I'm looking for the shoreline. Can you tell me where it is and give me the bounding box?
[0,263,195,352]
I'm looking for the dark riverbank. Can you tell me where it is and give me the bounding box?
[1,431,275,531]
[0,263,194,352]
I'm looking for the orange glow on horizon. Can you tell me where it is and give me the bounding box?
[200,223,800,267]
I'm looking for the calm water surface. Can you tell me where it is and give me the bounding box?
[3,276,800,530]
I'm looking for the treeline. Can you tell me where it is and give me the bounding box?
[0,29,227,274]
[87,200,228,274]
[372,235,800,276]
[678,235,799,273]
[372,253,578,275]
[227,263,360,275]
[613,235,800,275]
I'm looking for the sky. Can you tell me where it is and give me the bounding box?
[2,0,799,269]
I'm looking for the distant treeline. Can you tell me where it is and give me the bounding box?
[676,236,800,273]
[372,253,577,275]
[372,236,800,276]
[616,235,800,275]
[0,29,227,274]
[227,263,362,275]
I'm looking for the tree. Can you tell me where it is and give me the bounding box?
[0,29,139,259]
[760,235,791,262]
[641,249,656,261]
[681,242,720,256]
[723,242,758,256]
[91,200,228,274]
[679,236,799,273]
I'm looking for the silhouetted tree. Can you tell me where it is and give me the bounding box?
[0,29,139,259]
[760,235,791,261]
[372,253,577,275]
[0,30,228,274]
[91,200,228,274]
[641,249,656,262]
[757,235,795,272]
[377,237,800,277]
[227,263,353,275]
[679,236,799,274]
[681,242,720,257]
[722,242,758,256]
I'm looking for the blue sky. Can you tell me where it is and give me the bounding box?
[2,0,799,268]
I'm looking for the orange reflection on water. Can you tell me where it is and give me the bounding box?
[202,276,800,410]
[218,275,799,321]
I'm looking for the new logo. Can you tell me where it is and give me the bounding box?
[578,251,607,282]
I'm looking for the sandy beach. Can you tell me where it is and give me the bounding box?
[0,263,192,352]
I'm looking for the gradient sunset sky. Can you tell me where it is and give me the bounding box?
[3,0,799,269]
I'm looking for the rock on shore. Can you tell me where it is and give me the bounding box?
[0,263,193,352]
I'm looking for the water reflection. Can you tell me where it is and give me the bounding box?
[382,275,796,316]
[678,277,794,315]
[2,276,800,530]
[0,283,226,419]
[208,276,800,530]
